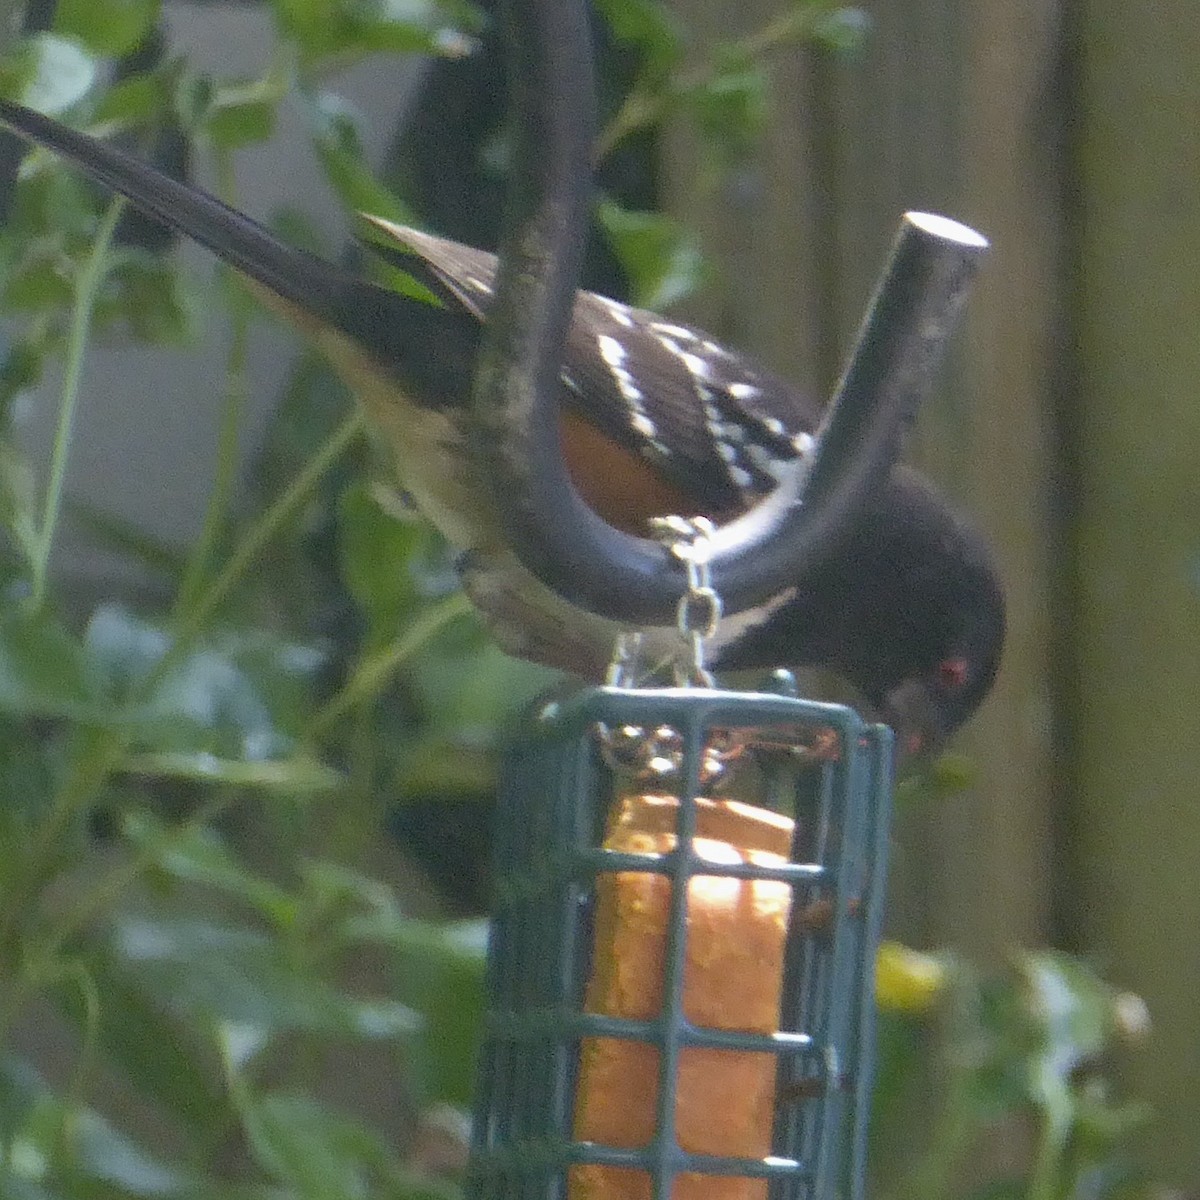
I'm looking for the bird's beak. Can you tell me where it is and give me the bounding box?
[878,678,947,767]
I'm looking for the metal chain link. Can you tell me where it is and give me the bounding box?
[649,515,723,687]
[597,516,726,778]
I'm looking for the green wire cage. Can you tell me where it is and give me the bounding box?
[466,682,894,1200]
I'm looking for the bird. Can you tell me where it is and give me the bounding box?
[0,98,1004,760]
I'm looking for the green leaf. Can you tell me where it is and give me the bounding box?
[82,602,171,698]
[0,334,50,422]
[54,0,161,58]
[0,604,97,720]
[0,1173,55,1200]
[92,71,171,126]
[65,501,187,578]
[596,197,707,310]
[346,909,487,1106]
[1020,950,1118,1080]
[123,810,298,926]
[99,250,203,345]
[110,913,422,1040]
[390,736,495,798]
[870,1008,925,1125]
[0,34,97,115]
[356,223,446,305]
[394,920,486,1106]
[4,162,98,239]
[172,68,216,134]
[592,0,682,72]
[120,749,342,791]
[54,957,226,1140]
[893,751,977,811]
[1072,1078,1151,1151]
[0,438,41,569]
[234,1089,397,1200]
[84,604,326,760]
[299,859,405,932]
[408,633,555,736]
[308,93,412,223]
[0,1055,40,1145]
[207,100,277,150]
[689,49,769,166]
[0,720,57,840]
[337,480,429,632]
[809,6,871,54]
[1,249,73,312]
[0,1054,192,1197]
[297,865,486,1106]
[72,1102,190,1193]
[206,67,291,151]
[274,0,480,65]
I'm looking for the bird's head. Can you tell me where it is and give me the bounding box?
[871,551,1005,762]
[717,468,1005,766]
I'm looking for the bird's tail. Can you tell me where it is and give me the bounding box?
[0,99,386,337]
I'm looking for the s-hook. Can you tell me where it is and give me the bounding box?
[473,0,989,628]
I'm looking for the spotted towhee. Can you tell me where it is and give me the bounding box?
[0,99,1004,760]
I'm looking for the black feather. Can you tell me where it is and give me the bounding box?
[0,98,1007,752]
[368,222,820,514]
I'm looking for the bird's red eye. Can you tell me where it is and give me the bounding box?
[937,657,970,691]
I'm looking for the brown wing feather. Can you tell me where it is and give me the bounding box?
[362,217,821,517]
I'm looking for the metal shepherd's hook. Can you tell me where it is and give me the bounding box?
[475,0,990,628]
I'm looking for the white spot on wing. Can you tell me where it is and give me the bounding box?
[793,431,815,454]
[702,399,724,442]
[598,334,626,366]
[728,382,759,401]
[746,443,786,477]
[601,297,635,328]
[596,331,671,454]
[650,322,694,340]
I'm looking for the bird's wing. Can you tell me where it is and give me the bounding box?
[0,101,820,527]
[365,217,823,517]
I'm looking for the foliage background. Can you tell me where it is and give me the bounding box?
[0,0,1190,1197]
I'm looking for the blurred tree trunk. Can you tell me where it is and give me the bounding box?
[660,0,1060,959]
[1068,1,1200,1184]
[662,0,1200,1182]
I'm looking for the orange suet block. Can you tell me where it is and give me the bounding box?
[571,794,795,1200]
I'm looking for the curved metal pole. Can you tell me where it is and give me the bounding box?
[468,0,595,572]
[708,212,989,600]
[475,4,989,626]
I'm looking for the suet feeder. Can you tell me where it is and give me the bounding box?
[466,681,893,1200]
[462,196,986,1200]
[462,4,986,1180]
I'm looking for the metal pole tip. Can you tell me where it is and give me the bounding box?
[903,211,990,249]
